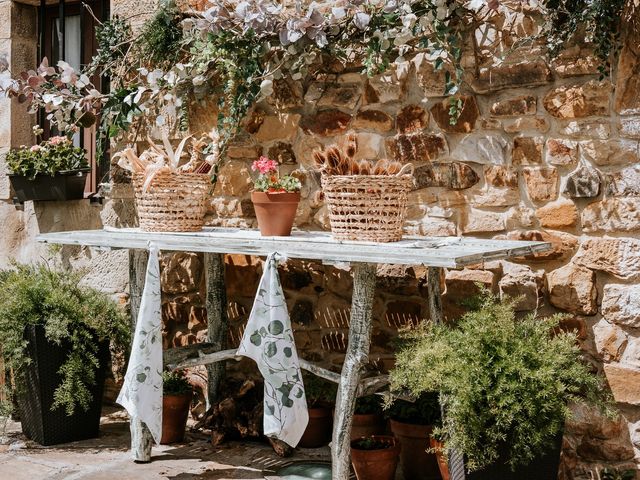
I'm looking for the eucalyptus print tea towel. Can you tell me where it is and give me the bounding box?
[237,253,309,447]
[117,244,163,445]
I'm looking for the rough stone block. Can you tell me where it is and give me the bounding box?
[503,117,549,134]
[559,120,611,139]
[535,198,578,229]
[504,230,578,261]
[604,363,640,405]
[512,136,543,165]
[301,109,352,137]
[618,117,640,139]
[490,95,536,117]
[523,167,558,202]
[574,238,640,280]
[615,41,640,115]
[563,165,601,198]
[385,132,448,163]
[254,114,300,142]
[602,284,640,328]
[365,71,405,104]
[413,162,479,190]
[604,165,640,196]
[413,53,449,97]
[160,252,203,295]
[461,208,506,234]
[472,61,552,93]
[579,139,639,166]
[430,96,480,133]
[546,138,578,166]
[582,198,640,233]
[453,135,508,164]
[499,262,543,311]
[213,161,252,197]
[547,264,597,316]
[543,80,611,118]
[305,82,362,111]
[267,142,296,165]
[396,105,428,134]
[593,318,628,363]
[352,109,394,132]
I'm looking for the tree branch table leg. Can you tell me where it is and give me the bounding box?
[427,266,444,324]
[332,262,377,480]
[128,249,153,463]
[204,252,228,408]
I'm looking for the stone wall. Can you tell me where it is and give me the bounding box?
[0,1,639,477]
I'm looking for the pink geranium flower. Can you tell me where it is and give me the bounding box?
[30,145,41,152]
[251,156,278,175]
[48,136,68,146]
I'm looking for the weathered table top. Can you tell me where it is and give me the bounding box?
[37,227,551,268]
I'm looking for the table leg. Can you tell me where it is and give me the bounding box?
[331,263,377,480]
[427,266,444,324]
[128,249,153,463]
[204,253,228,408]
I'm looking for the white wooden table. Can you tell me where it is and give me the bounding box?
[37,227,550,479]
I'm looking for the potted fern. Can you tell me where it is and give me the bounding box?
[6,127,90,202]
[390,292,612,479]
[0,265,129,445]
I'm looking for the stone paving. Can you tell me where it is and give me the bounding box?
[0,407,331,480]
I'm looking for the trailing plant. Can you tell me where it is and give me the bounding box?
[302,371,338,407]
[251,156,301,193]
[6,129,88,179]
[389,291,612,472]
[86,15,132,75]
[138,0,185,67]
[162,370,193,396]
[0,265,130,417]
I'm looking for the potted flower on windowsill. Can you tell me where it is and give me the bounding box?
[161,370,193,444]
[6,126,90,202]
[250,156,301,237]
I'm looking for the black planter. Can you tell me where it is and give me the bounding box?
[9,169,89,202]
[449,433,563,480]
[17,324,109,446]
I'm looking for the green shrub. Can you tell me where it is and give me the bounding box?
[385,392,441,426]
[0,265,130,416]
[6,136,88,179]
[390,292,612,472]
[162,370,192,396]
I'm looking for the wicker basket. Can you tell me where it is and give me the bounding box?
[321,165,414,243]
[133,172,211,232]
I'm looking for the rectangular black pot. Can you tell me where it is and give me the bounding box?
[9,169,89,202]
[449,433,563,480]
[17,324,109,446]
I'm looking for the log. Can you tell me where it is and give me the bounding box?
[204,253,229,408]
[427,266,444,324]
[128,249,153,463]
[332,262,377,480]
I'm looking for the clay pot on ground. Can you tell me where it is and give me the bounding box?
[297,405,333,448]
[429,437,450,480]
[351,435,401,480]
[351,412,387,440]
[251,191,300,236]
[390,420,442,480]
[161,391,193,444]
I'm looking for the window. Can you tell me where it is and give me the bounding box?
[40,0,108,195]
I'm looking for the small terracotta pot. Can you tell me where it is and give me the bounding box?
[351,435,400,480]
[351,413,386,440]
[161,391,192,444]
[390,420,442,480]
[297,406,333,448]
[251,191,300,236]
[429,437,450,480]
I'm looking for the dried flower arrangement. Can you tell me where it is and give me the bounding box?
[313,133,410,177]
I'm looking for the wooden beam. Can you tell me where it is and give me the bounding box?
[128,249,153,463]
[332,262,377,480]
[204,253,228,408]
[427,266,444,324]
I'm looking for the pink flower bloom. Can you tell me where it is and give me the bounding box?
[29,145,41,152]
[251,156,278,175]
[48,136,68,146]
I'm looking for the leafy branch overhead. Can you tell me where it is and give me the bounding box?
[0,0,632,167]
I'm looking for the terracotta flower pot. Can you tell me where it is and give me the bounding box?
[351,413,386,440]
[298,406,333,448]
[390,420,442,480]
[161,391,192,444]
[251,191,300,236]
[351,435,400,480]
[429,437,450,480]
